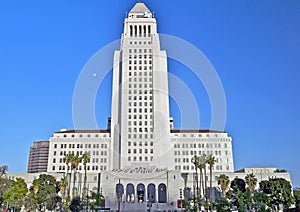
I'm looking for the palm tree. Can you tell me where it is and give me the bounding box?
[81,152,90,197]
[198,154,207,199]
[71,154,82,197]
[245,173,257,197]
[64,153,74,198]
[217,174,230,198]
[0,165,8,178]
[58,177,68,200]
[191,156,200,198]
[207,154,216,202]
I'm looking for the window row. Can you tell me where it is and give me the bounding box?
[128,133,154,139]
[129,54,152,59]
[128,127,153,133]
[129,49,152,54]
[128,66,152,71]
[128,95,152,101]
[128,83,152,89]
[128,114,153,119]
[92,158,107,163]
[128,156,153,162]
[128,148,154,154]
[128,77,152,83]
[128,102,153,107]
[129,41,151,45]
[173,133,222,138]
[128,141,154,146]
[174,143,228,149]
[129,60,152,65]
[128,71,152,77]
[129,89,152,96]
[128,89,154,95]
[52,165,107,171]
[60,134,108,138]
[128,108,153,113]
[54,143,108,149]
[54,150,108,157]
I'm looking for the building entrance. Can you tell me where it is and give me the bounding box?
[137,183,145,203]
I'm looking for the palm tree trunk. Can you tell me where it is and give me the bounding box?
[83,165,87,197]
[195,165,199,199]
[198,168,202,210]
[199,168,203,198]
[73,168,77,197]
[209,166,213,202]
[202,169,205,199]
[65,166,68,200]
[68,166,72,198]
[204,167,207,200]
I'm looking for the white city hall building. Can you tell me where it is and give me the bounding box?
[42,3,290,211]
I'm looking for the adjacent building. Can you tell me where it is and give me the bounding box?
[27,141,49,173]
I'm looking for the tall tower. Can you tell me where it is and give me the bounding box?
[110,3,174,169]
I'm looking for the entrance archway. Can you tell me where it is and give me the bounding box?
[147,183,156,203]
[116,183,124,202]
[137,183,145,203]
[126,183,135,202]
[158,183,167,203]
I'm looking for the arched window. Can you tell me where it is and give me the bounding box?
[139,25,142,37]
[158,183,167,203]
[116,183,124,202]
[147,183,156,203]
[126,183,135,202]
[143,25,146,37]
[134,25,137,37]
[130,25,133,37]
[148,25,151,36]
[137,183,145,202]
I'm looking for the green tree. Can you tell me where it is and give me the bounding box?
[31,174,58,211]
[4,178,28,211]
[23,191,38,211]
[214,198,232,212]
[207,154,216,202]
[0,178,13,207]
[58,176,68,201]
[69,196,82,212]
[89,191,105,211]
[45,193,62,211]
[253,192,271,212]
[230,178,247,210]
[217,174,230,198]
[260,178,294,210]
[0,165,8,178]
[245,173,257,197]
[231,177,246,193]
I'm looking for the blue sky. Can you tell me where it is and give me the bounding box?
[0,1,299,187]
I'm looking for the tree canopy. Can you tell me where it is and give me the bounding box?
[3,178,28,210]
[260,178,294,209]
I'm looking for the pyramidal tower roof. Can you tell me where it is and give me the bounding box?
[130,3,151,13]
[128,2,152,18]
